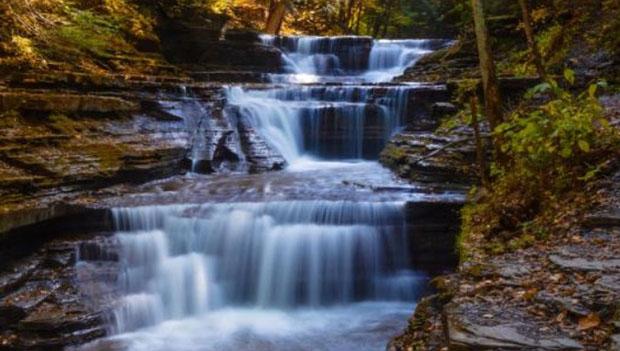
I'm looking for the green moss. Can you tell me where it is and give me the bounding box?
[54,9,132,58]
[0,110,23,128]
[48,113,82,135]
[78,143,126,172]
[380,144,409,166]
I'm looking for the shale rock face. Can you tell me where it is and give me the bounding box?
[0,73,289,236]
[380,129,482,187]
[0,232,117,350]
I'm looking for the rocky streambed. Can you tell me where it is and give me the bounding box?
[0,35,468,350]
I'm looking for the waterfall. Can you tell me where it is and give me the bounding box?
[365,39,435,82]
[107,201,422,333]
[261,35,438,83]
[76,34,449,351]
[225,85,414,162]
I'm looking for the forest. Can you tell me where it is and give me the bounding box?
[0,0,619,351]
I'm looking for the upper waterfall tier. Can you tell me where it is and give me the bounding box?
[260,35,450,83]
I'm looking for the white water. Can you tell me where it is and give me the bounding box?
[77,34,445,351]
[261,35,436,83]
[225,85,413,163]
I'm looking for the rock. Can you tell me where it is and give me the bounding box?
[380,131,481,186]
[445,303,583,350]
[0,92,138,113]
[198,41,283,72]
[237,116,286,173]
[0,281,58,326]
[431,102,458,117]
[610,334,620,351]
[18,302,103,332]
[0,257,41,295]
[224,29,263,43]
[535,291,591,317]
[549,254,620,272]
[584,209,620,228]
[189,71,267,83]
[405,201,463,267]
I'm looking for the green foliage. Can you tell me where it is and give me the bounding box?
[458,71,619,260]
[495,71,615,191]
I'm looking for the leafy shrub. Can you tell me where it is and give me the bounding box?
[496,70,616,191]
[459,71,619,257]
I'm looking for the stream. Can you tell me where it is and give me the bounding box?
[77,35,456,351]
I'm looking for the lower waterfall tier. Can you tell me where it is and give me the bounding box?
[92,201,426,334]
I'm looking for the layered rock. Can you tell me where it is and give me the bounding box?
[0,75,289,237]
[0,230,116,350]
[381,128,483,188]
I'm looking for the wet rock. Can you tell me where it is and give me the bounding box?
[0,281,58,326]
[405,201,462,267]
[76,238,119,264]
[198,41,283,72]
[0,257,41,296]
[18,302,103,333]
[238,117,286,173]
[189,71,266,83]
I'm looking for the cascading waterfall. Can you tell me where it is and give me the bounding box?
[108,202,422,334]
[77,34,447,351]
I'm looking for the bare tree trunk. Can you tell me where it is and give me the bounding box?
[264,0,287,35]
[354,1,363,34]
[518,0,546,80]
[471,0,503,148]
[470,96,490,188]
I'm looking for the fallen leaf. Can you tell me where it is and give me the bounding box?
[555,310,567,323]
[577,313,600,331]
[523,287,538,301]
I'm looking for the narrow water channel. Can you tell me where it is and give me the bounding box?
[77,36,454,351]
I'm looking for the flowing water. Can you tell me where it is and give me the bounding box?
[78,36,453,351]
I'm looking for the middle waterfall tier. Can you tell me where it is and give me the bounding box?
[225,85,415,162]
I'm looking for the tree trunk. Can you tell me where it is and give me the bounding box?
[518,0,546,80]
[471,0,503,144]
[470,96,490,188]
[264,1,287,35]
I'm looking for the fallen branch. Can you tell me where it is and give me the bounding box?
[410,134,491,165]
